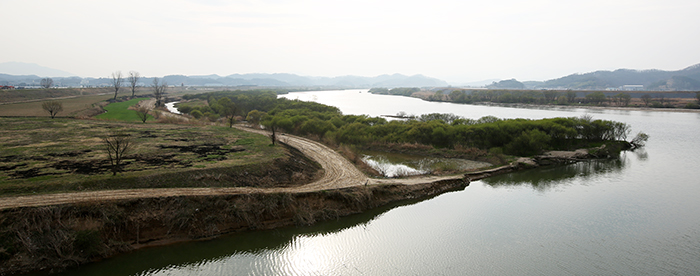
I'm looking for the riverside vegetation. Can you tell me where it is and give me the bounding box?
[370,87,700,109]
[0,89,646,275]
[178,90,646,161]
[0,115,325,275]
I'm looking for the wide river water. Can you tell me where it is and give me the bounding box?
[54,89,700,275]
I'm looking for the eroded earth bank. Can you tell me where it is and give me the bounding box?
[0,126,608,275]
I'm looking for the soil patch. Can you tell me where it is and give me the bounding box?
[52,160,110,175]
[0,163,26,171]
[158,143,244,158]
[47,149,92,158]
[10,168,49,179]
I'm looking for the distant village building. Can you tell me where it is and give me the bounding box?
[621,85,644,91]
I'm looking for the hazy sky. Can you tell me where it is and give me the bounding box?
[2,0,699,82]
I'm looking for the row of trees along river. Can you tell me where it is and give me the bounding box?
[370,87,700,109]
[176,89,644,158]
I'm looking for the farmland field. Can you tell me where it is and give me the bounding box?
[0,117,290,196]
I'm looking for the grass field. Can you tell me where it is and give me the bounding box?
[0,94,111,117]
[95,97,154,122]
[0,89,159,118]
[0,87,205,118]
[0,88,113,104]
[0,117,286,195]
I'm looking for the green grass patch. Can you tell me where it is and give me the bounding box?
[28,175,57,182]
[234,138,256,145]
[95,98,153,122]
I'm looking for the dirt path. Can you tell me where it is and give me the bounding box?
[0,126,466,210]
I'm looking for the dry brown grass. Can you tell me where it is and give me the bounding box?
[0,117,288,195]
[0,88,162,118]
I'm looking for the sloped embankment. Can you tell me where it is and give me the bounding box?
[0,178,468,275]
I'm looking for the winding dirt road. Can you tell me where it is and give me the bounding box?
[0,126,466,210]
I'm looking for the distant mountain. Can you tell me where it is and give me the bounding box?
[486,79,525,89]
[450,79,500,87]
[0,62,75,77]
[0,71,448,88]
[647,75,700,91]
[372,74,448,87]
[527,63,700,90]
[219,73,449,87]
[226,73,315,86]
[152,73,448,88]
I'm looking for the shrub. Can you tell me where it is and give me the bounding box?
[74,230,103,257]
[191,109,203,119]
[504,129,551,156]
[684,103,700,109]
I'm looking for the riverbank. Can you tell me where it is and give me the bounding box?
[0,114,634,275]
[0,179,468,275]
[471,101,700,113]
[0,142,619,275]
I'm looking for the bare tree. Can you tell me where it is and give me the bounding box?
[630,132,649,149]
[41,100,63,118]
[657,94,666,106]
[134,106,150,123]
[269,124,278,145]
[262,116,280,145]
[128,71,140,97]
[566,90,576,103]
[111,71,123,100]
[152,77,167,107]
[40,78,53,89]
[640,94,652,106]
[104,132,132,176]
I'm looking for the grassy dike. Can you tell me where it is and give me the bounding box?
[0,115,472,275]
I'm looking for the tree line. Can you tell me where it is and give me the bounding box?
[368,87,421,96]
[40,70,168,119]
[419,89,699,108]
[176,90,643,157]
[430,89,635,106]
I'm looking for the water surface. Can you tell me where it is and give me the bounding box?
[53,90,700,275]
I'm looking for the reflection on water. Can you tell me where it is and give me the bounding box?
[361,150,491,178]
[483,154,630,191]
[633,148,648,160]
[49,193,440,276]
[35,91,700,275]
[362,155,427,177]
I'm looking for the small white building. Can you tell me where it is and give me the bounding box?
[621,85,644,91]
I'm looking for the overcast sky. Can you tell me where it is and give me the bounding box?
[2,0,699,82]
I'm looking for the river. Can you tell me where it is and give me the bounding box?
[52,89,700,275]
